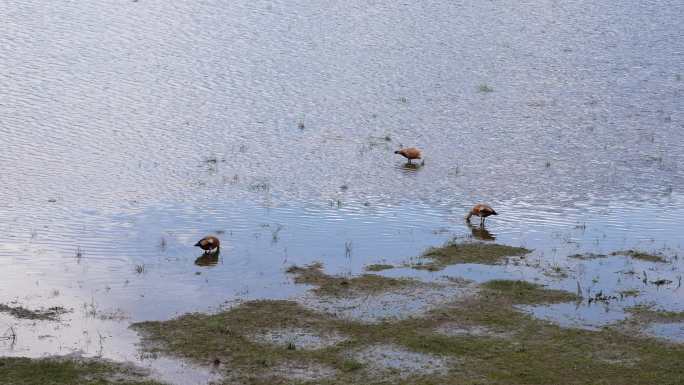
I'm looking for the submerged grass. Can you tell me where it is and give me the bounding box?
[619,289,641,297]
[611,250,668,263]
[0,357,163,385]
[286,263,413,296]
[364,264,394,272]
[412,242,530,271]
[626,305,684,323]
[568,253,608,260]
[478,84,494,93]
[0,304,68,321]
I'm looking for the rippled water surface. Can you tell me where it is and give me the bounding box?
[1,0,683,383]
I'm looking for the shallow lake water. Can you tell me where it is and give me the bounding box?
[1,0,683,383]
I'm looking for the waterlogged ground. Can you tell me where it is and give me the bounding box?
[131,257,684,384]
[1,0,684,384]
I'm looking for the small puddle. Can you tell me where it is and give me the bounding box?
[520,302,629,331]
[643,322,684,344]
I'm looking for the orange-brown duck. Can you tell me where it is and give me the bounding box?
[194,235,220,254]
[394,147,422,164]
[465,204,498,225]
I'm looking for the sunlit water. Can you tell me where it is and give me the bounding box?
[1,0,683,383]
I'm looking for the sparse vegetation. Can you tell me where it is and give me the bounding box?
[626,305,684,323]
[344,241,352,257]
[134,264,145,274]
[0,304,68,321]
[619,289,641,297]
[478,84,494,93]
[249,181,270,192]
[568,253,608,260]
[268,224,284,243]
[611,250,667,263]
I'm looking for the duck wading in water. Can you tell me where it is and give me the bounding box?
[465,204,498,226]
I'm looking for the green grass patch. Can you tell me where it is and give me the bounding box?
[286,263,414,296]
[0,357,162,385]
[340,359,364,372]
[480,280,580,305]
[412,242,530,271]
[619,289,641,298]
[364,264,394,272]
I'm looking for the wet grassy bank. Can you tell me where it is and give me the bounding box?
[131,242,684,385]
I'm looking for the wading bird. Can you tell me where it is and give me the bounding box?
[466,204,498,226]
[394,147,422,164]
[194,235,220,254]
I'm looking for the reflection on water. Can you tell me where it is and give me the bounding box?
[1,0,684,383]
[194,252,220,267]
[467,222,496,241]
[397,162,424,174]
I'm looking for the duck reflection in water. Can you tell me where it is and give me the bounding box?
[399,159,426,173]
[194,251,220,267]
[467,222,496,241]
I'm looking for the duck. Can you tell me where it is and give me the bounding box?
[394,147,422,164]
[194,235,220,254]
[465,204,498,226]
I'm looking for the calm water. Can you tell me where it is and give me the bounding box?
[1,0,683,383]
